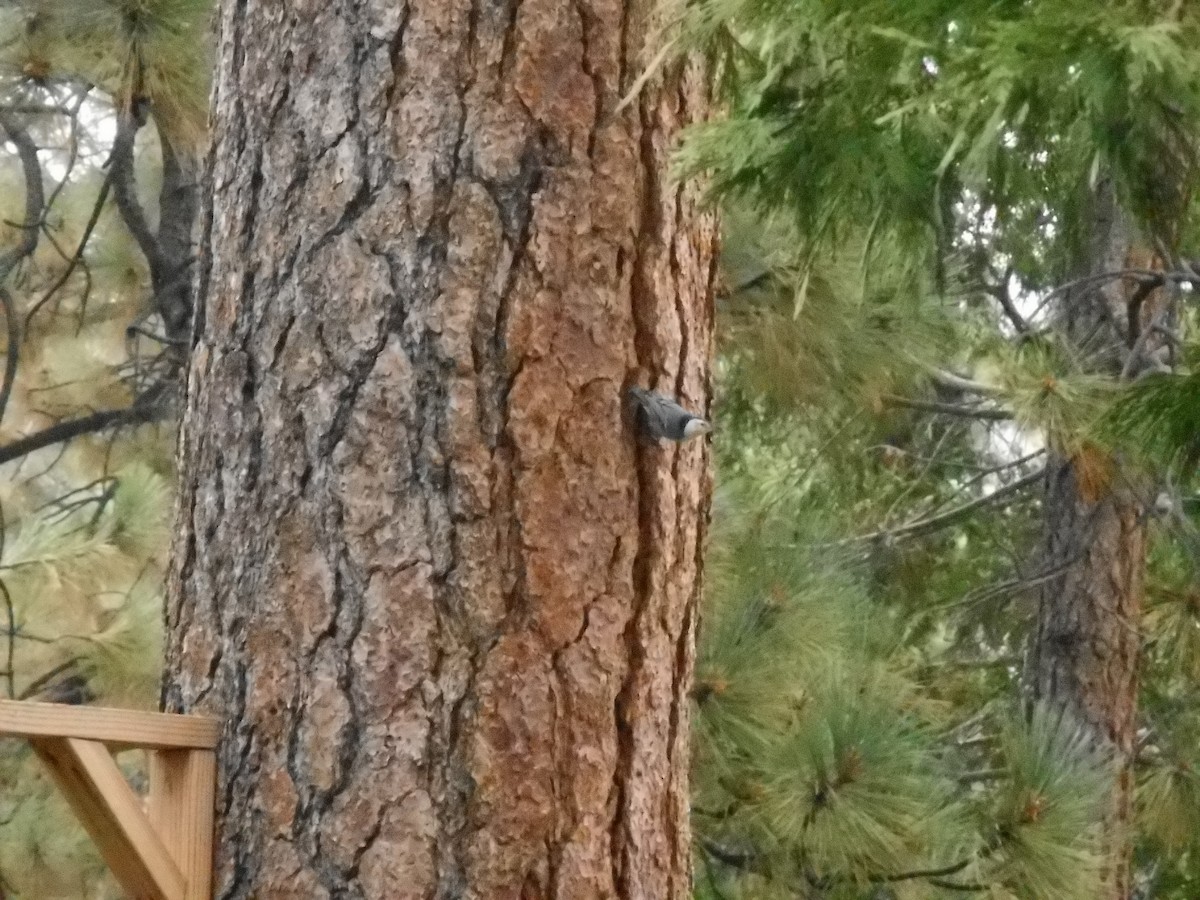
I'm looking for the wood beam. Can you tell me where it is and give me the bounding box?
[31,736,186,900]
[0,699,218,750]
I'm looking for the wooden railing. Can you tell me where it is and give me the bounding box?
[0,699,219,900]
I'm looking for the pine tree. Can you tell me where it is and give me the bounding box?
[163,1,716,896]
[677,2,1200,897]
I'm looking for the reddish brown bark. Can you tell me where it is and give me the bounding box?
[1028,180,1145,900]
[163,2,716,898]
[1030,455,1143,897]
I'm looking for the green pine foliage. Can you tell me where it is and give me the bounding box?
[681,2,1200,897]
[676,0,1200,265]
[696,377,1114,897]
[984,707,1111,900]
[0,1,209,895]
[0,0,210,146]
[1104,364,1200,474]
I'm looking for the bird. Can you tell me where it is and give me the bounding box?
[627,386,712,443]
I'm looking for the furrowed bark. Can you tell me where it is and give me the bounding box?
[1028,179,1146,900]
[164,2,716,899]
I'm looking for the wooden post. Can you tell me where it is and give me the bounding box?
[148,748,217,900]
[0,699,218,900]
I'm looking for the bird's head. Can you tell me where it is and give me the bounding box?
[682,416,713,440]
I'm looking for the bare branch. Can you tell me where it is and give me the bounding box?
[1044,268,1197,305]
[109,105,166,274]
[929,877,988,892]
[891,469,1043,539]
[925,367,1003,396]
[0,387,169,468]
[1122,278,1162,349]
[1121,307,1171,381]
[40,86,91,215]
[982,264,1031,334]
[0,287,19,429]
[0,110,45,280]
[882,393,1013,421]
[699,839,759,872]
[931,558,1079,613]
[956,769,1008,784]
[0,103,72,116]
[1024,267,1197,327]
[151,119,197,344]
[872,447,1045,475]
[0,112,46,430]
[17,656,84,701]
[0,572,12,699]
[872,858,973,883]
[24,174,111,330]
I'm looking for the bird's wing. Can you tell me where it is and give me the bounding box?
[628,387,670,436]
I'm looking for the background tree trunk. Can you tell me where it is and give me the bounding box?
[1028,180,1146,900]
[1031,460,1143,897]
[163,2,716,898]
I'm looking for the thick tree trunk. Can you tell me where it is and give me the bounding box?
[163,3,716,898]
[1028,180,1145,900]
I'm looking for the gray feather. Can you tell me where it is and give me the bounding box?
[627,387,710,442]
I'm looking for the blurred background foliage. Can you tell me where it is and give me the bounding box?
[680,1,1200,898]
[0,1,207,895]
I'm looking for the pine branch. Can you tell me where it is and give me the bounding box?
[152,120,198,344]
[17,657,84,701]
[0,112,44,429]
[1030,268,1199,323]
[109,105,166,275]
[700,855,735,900]
[107,109,196,349]
[882,394,1013,421]
[24,175,112,331]
[0,387,170,467]
[929,877,988,891]
[1122,277,1162,350]
[1120,307,1171,381]
[893,472,1039,538]
[956,768,1008,784]
[0,111,45,279]
[871,858,973,883]
[0,103,73,116]
[982,264,1032,335]
[838,468,1044,545]
[0,288,17,435]
[932,557,1079,612]
[872,447,1043,474]
[926,368,1003,396]
[40,87,91,216]
[993,286,1033,335]
[0,574,12,700]
[699,838,759,872]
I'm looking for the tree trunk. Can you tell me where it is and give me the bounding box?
[1028,179,1146,900]
[1030,458,1143,896]
[163,3,716,898]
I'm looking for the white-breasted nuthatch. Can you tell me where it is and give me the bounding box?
[627,386,712,442]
